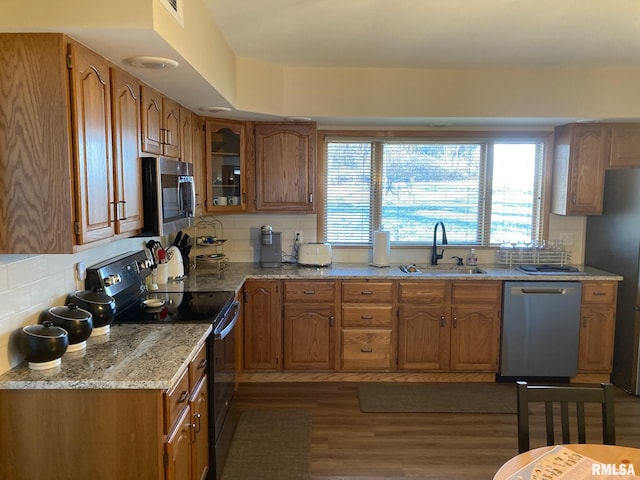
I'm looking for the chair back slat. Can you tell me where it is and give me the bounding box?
[516,381,616,454]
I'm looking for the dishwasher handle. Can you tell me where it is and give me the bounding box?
[511,287,576,295]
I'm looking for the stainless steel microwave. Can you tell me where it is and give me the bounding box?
[141,157,195,236]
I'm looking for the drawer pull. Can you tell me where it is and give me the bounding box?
[198,359,207,369]
[361,348,373,353]
[361,291,374,295]
[304,290,315,295]
[592,292,607,296]
[361,315,373,320]
[177,391,188,403]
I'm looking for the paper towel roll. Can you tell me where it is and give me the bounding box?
[372,231,390,266]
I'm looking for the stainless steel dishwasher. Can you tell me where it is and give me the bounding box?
[500,281,582,377]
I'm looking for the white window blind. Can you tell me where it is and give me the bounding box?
[324,136,545,246]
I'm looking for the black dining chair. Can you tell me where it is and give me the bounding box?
[516,381,616,453]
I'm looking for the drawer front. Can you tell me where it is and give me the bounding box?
[164,367,190,434]
[398,281,448,304]
[451,281,501,304]
[188,341,208,391]
[342,329,393,370]
[582,281,617,304]
[285,281,336,302]
[342,305,394,327]
[342,282,393,303]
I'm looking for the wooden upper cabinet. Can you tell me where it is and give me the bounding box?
[254,122,316,212]
[179,107,194,164]
[551,123,609,215]
[140,84,181,158]
[68,42,115,244]
[608,124,640,168]
[110,67,143,234]
[0,33,75,253]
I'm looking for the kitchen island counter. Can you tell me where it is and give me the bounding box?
[0,323,211,390]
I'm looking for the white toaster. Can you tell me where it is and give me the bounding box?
[297,243,332,267]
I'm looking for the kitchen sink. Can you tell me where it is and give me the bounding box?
[398,264,486,275]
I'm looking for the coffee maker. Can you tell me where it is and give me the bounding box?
[260,225,282,268]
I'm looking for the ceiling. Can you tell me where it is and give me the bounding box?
[206,0,640,69]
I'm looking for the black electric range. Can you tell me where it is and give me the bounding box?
[84,250,235,326]
[85,250,240,479]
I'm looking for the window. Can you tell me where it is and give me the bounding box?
[323,134,547,246]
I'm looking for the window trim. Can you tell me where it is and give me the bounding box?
[317,129,554,248]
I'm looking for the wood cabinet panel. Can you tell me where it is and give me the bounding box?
[609,124,640,168]
[283,303,335,370]
[164,367,190,434]
[449,304,500,371]
[398,281,449,304]
[451,281,501,304]
[179,106,193,164]
[398,305,449,370]
[342,329,393,370]
[0,389,165,480]
[578,280,617,373]
[254,122,316,212]
[0,33,75,253]
[110,67,143,234]
[68,42,115,244]
[188,342,208,391]
[552,123,609,215]
[285,280,336,302]
[342,281,394,303]
[165,405,193,480]
[342,305,394,327]
[190,375,209,480]
[243,280,282,370]
[162,97,181,158]
[140,84,163,155]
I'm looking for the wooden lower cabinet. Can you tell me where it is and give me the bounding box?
[341,281,395,371]
[283,281,337,370]
[398,281,501,372]
[242,280,282,370]
[578,281,617,372]
[0,346,209,480]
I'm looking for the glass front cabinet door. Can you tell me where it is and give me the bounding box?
[205,119,246,212]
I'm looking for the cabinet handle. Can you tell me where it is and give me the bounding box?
[453,317,458,328]
[571,193,577,205]
[190,422,197,443]
[309,193,313,204]
[440,316,445,327]
[177,391,188,403]
[361,348,373,353]
[194,412,202,432]
[361,315,373,320]
[329,316,335,327]
[166,129,172,146]
[361,291,373,295]
[303,290,315,295]
[583,316,588,328]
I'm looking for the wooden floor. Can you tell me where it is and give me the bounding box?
[232,382,640,480]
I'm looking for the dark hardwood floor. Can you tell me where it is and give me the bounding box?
[232,382,640,479]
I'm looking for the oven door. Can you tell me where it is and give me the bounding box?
[211,300,240,479]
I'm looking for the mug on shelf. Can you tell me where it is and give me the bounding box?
[213,196,228,206]
[228,196,241,205]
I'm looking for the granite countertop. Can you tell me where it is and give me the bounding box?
[0,261,621,391]
[162,262,623,293]
[0,323,211,390]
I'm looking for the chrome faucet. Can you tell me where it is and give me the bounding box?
[431,221,448,265]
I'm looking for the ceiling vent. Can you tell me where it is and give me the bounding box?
[159,0,184,26]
